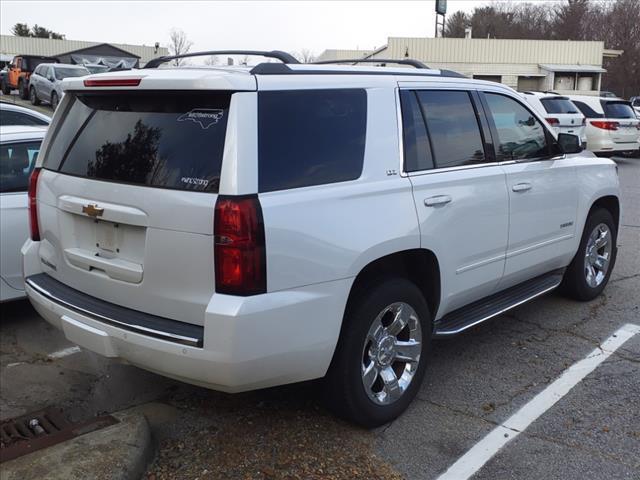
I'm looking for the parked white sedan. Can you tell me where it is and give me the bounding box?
[1,125,46,301]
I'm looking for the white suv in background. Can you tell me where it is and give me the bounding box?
[23,52,621,427]
[568,95,640,156]
[521,92,586,147]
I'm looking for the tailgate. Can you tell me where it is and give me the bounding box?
[35,90,233,325]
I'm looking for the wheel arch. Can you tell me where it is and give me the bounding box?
[345,249,441,323]
[589,195,620,232]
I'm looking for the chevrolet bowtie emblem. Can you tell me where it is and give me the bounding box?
[82,204,104,217]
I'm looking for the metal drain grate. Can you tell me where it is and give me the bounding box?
[0,408,117,463]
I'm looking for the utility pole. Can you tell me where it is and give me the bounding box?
[435,0,447,37]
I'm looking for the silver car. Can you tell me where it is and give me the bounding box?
[29,63,90,110]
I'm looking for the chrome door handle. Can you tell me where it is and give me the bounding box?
[424,195,452,207]
[512,182,532,192]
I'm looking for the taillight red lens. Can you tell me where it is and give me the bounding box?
[545,117,560,126]
[28,168,41,241]
[83,78,142,87]
[214,195,266,296]
[590,120,619,131]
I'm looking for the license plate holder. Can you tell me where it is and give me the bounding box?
[96,221,119,253]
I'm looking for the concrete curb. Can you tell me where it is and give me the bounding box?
[0,412,154,480]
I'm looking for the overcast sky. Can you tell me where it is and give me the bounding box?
[0,0,491,56]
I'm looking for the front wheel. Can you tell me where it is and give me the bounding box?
[30,86,40,106]
[562,208,617,301]
[324,278,431,428]
[1,80,10,95]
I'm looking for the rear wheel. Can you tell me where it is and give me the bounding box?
[324,278,431,428]
[30,86,40,106]
[18,80,28,100]
[50,91,59,110]
[562,208,617,301]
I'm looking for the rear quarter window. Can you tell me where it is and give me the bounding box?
[258,89,367,192]
[571,100,603,119]
[44,92,231,193]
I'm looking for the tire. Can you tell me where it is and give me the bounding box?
[562,208,617,301]
[30,86,40,106]
[323,277,432,428]
[1,80,9,95]
[50,92,58,110]
[19,80,28,100]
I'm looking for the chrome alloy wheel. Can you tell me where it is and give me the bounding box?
[361,302,422,405]
[584,223,613,288]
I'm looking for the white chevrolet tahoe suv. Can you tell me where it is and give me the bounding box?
[22,51,621,427]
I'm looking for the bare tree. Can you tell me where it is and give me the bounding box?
[204,56,219,66]
[168,28,193,66]
[294,49,316,63]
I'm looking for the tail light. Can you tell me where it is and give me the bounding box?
[545,117,560,126]
[83,78,142,87]
[590,120,619,131]
[214,195,266,296]
[28,168,41,241]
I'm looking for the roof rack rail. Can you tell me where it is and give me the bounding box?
[144,50,299,69]
[312,58,429,69]
[249,63,466,78]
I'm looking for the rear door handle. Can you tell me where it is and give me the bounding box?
[512,182,532,192]
[424,195,452,207]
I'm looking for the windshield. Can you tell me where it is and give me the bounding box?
[54,67,89,80]
[85,65,109,74]
[602,101,637,119]
[540,97,579,114]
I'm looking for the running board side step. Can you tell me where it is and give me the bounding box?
[433,270,564,337]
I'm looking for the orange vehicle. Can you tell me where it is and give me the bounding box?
[1,55,58,99]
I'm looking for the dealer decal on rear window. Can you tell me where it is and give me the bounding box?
[177,109,225,129]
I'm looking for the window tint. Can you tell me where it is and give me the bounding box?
[400,90,434,172]
[485,93,549,161]
[540,97,579,114]
[415,90,485,168]
[51,92,230,192]
[601,101,636,119]
[258,89,366,192]
[0,141,42,192]
[572,100,603,119]
[0,110,49,126]
[54,67,89,80]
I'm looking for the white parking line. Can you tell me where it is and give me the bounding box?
[48,346,82,359]
[437,323,640,480]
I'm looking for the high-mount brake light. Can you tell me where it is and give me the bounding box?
[28,168,41,241]
[83,78,142,87]
[590,120,619,131]
[545,117,560,126]
[214,195,266,296]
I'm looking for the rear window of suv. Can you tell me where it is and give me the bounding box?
[540,97,579,114]
[44,92,230,193]
[601,101,636,119]
[258,89,367,192]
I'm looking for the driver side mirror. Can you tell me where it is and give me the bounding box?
[557,133,583,154]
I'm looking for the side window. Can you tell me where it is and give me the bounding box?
[484,93,549,161]
[415,90,485,168]
[258,89,367,192]
[572,100,602,119]
[400,90,434,172]
[0,111,48,127]
[0,141,42,193]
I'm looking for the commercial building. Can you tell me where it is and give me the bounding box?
[0,35,168,68]
[318,37,622,95]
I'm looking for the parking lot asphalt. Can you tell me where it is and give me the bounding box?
[1,157,638,480]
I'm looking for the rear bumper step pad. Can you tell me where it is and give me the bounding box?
[25,273,204,347]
